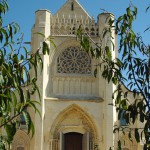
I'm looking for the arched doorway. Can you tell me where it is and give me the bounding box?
[49,104,99,150]
[64,132,83,150]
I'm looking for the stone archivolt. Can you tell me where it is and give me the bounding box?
[50,104,97,138]
[12,130,30,150]
[51,40,99,98]
[49,104,99,150]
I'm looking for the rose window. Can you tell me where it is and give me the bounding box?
[57,47,91,74]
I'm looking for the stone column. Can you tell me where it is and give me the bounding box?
[49,139,59,150]
[30,9,51,150]
[98,13,117,150]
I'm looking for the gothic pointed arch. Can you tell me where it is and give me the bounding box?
[12,130,30,150]
[50,39,99,98]
[50,104,98,140]
[50,39,83,67]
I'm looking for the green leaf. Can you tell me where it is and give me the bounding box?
[47,36,56,48]
[22,111,31,134]
[26,89,30,102]
[146,5,150,12]
[105,46,112,60]
[8,24,13,40]
[118,16,123,22]
[117,140,122,150]
[144,26,150,32]
[103,28,108,38]
[42,41,49,55]
[11,91,17,108]
[27,101,41,117]
[30,121,35,137]
[112,77,117,85]
[34,32,45,38]
[5,123,16,143]
[0,28,9,45]
[126,7,131,17]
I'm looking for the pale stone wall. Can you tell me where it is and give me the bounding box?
[11,0,143,150]
[14,1,116,149]
[43,101,103,150]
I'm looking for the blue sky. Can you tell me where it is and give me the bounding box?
[5,0,150,45]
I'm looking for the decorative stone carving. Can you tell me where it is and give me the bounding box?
[49,104,99,150]
[51,104,97,137]
[52,45,99,98]
[49,139,59,150]
[51,16,99,36]
[52,76,99,98]
[12,130,30,150]
[57,46,91,74]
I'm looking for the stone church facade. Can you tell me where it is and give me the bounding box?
[12,0,143,150]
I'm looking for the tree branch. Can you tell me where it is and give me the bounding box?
[0,112,21,128]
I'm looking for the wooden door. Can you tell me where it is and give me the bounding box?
[64,132,83,150]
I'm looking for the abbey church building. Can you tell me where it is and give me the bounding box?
[12,0,141,150]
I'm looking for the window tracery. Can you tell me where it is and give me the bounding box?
[57,47,91,74]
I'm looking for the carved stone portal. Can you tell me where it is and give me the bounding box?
[49,104,99,150]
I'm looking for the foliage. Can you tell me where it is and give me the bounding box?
[0,0,50,149]
[77,4,150,150]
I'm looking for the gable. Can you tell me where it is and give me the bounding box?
[53,0,91,20]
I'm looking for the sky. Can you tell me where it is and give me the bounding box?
[4,0,150,45]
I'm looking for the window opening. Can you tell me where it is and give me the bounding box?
[57,47,91,74]
[120,110,127,126]
[71,2,74,11]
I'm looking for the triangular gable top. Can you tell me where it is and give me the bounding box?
[53,0,92,20]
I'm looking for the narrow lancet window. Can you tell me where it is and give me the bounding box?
[71,2,74,11]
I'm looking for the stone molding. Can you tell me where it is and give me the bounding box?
[50,104,98,140]
[12,130,30,150]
